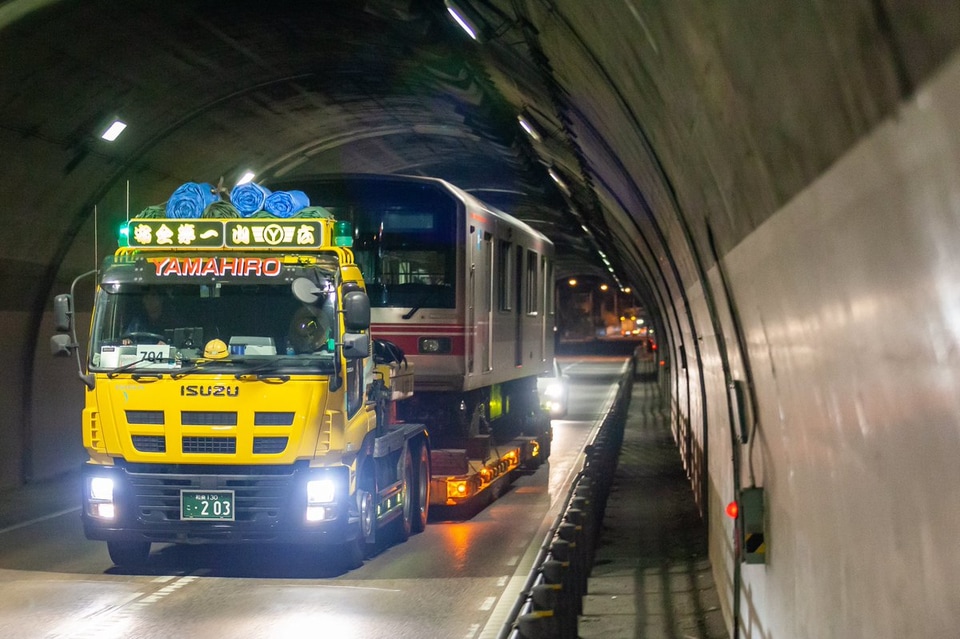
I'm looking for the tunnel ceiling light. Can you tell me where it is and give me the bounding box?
[517,115,541,142]
[445,1,479,40]
[100,120,127,142]
[548,168,569,193]
[236,171,256,186]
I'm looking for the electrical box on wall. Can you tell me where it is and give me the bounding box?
[740,487,766,564]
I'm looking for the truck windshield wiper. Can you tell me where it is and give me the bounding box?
[170,358,224,379]
[234,357,290,382]
[107,356,177,378]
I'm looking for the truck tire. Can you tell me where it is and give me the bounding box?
[396,445,414,542]
[412,441,430,533]
[341,458,378,569]
[107,541,150,568]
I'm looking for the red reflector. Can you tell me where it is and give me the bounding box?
[659,360,665,366]
[725,501,739,519]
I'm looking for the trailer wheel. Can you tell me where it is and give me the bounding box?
[107,541,150,568]
[412,441,430,533]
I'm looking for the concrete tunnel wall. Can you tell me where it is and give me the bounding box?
[1,3,959,638]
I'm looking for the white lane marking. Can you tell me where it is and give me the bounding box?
[49,574,201,639]
[0,506,80,535]
[506,555,519,566]
[479,596,497,611]
[496,576,509,588]
[463,623,481,639]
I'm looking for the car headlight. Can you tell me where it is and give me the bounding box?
[544,380,565,399]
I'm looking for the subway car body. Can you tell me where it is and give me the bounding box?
[269,174,556,449]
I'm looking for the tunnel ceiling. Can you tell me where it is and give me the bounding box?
[1,0,629,298]
[4,0,953,327]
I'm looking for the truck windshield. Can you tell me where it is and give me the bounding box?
[89,279,339,374]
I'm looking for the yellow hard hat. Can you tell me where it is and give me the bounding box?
[203,338,228,359]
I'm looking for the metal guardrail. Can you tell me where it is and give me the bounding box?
[499,354,638,639]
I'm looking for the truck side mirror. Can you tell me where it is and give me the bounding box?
[54,294,73,332]
[343,290,370,331]
[50,334,74,357]
[341,332,370,359]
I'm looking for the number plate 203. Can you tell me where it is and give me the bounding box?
[180,490,235,521]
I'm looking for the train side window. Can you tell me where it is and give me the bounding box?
[526,249,538,315]
[498,240,512,311]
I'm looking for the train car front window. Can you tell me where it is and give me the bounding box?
[338,209,456,310]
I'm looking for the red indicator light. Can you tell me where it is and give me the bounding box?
[659,360,666,367]
[725,501,739,519]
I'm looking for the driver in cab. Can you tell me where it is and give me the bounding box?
[122,287,173,345]
[287,305,334,354]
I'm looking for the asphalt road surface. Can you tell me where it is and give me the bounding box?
[0,356,629,639]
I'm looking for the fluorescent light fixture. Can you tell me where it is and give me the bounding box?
[236,171,256,186]
[548,168,569,193]
[100,120,127,142]
[445,1,478,40]
[517,115,541,142]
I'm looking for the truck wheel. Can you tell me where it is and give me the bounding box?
[107,541,150,568]
[412,441,430,533]
[340,487,375,570]
[396,446,414,543]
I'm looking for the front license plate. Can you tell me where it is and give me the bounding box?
[181,490,235,521]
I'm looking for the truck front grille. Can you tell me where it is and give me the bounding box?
[121,465,295,524]
[181,411,237,426]
[182,436,236,454]
[127,410,164,425]
[132,435,166,453]
[253,437,288,454]
[254,412,295,426]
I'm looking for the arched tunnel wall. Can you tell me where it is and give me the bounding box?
[670,55,960,638]
[1,3,959,638]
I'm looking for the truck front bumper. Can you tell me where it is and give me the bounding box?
[80,461,357,546]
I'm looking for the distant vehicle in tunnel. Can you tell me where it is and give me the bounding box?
[537,358,569,419]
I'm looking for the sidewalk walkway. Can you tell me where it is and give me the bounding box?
[578,377,729,639]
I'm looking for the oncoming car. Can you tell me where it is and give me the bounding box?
[537,358,569,418]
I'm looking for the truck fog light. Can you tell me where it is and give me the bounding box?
[306,506,328,522]
[94,503,116,519]
[307,479,336,504]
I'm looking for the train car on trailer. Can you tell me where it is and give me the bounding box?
[271,174,556,505]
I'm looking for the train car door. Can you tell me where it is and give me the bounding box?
[467,225,493,376]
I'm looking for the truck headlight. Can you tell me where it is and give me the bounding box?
[307,478,336,504]
[306,478,337,523]
[90,476,114,501]
[88,476,116,520]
